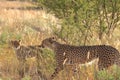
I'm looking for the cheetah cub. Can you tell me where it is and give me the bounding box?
[9,40,42,79]
[41,37,120,80]
[9,40,42,61]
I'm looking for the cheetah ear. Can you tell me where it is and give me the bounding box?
[18,40,21,44]
[51,37,55,40]
[51,36,57,40]
[49,37,55,44]
[18,40,21,42]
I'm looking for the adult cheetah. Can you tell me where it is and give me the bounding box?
[40,37,120,80]
[9,40,44,79]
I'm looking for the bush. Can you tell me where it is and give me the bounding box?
[39,0,120,45]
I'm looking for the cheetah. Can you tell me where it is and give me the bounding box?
[9,40,45,79]
[40,37,120,80]
[9,40,42,61]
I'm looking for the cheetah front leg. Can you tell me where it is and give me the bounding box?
[50,66,63,80]
[18,61,26,79]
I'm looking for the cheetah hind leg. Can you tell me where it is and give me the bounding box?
[115,58,120,68]
[98,61,107,71]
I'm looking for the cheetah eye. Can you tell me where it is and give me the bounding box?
[49,37,56,44]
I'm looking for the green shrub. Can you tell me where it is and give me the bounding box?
[39,0,120,45]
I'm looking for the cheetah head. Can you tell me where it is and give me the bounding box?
[9,40,21,49]
[41,37,57,50]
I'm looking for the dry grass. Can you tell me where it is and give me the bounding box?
[0,0,58,80]
[0,0,120,80]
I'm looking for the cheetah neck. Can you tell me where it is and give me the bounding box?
[52,42,60,51]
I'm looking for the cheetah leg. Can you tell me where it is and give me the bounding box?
[98,60,105,70]
[98,60,110,70]
[36,66,48,80]
[19,69,24,78]
[36,57,48,80]
[18,60,26,79]
[50,66,63,80]
[115,58,120,67]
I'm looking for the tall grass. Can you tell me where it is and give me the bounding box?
[0,1,120,80]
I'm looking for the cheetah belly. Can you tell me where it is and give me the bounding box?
[63,57,99,67]
[80,58,99,67]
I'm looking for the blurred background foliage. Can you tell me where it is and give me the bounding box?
[38,0,120,45]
